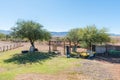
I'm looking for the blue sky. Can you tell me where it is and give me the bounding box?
[0,0,120,33]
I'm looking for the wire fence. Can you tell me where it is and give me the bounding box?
[0,43,23,52]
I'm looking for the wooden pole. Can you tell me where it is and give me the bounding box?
[0,47,1,52]
[49,41,51,53]
[3,46,5,52]
[63,41,66,55]
[6,46,8,51]
[69,41,71,53]
[10,45,12,50]
[13,44,15,49]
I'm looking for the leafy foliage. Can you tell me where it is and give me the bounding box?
[11,20,51,47]
[67,28,83,45]
[82,26,110,48]
[0,33,6,39]
[67,25,110,48]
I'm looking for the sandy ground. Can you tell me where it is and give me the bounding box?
[109,63,120,80]
[17,42,120,80]
[0,68,5,73]
[15,59,120,80]
[0,41,119,80]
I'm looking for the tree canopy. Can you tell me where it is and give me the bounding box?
[0,33,6,40]
[11,20,51,48]
[82,26,110,48]
[67,28,81,46]
[67,25,110,49]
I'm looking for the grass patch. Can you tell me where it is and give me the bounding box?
[0,48,80,80]
[4,52,57,64]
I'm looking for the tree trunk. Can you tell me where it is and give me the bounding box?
[69,41,71,53]
[49,41,51,53]
[72,43,77,52]
[31,41,35,47]
[30,41,35,52]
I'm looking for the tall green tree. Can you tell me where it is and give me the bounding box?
[66,28,84,52]
[67,25,110,51]
[67,28,84,44]
[0,33,6,40]
[11,20,51,49]
[67,28,80,46]
[82,25,110,48]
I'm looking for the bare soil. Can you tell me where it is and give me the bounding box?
[1,42,119,80]
[108,63,120,80]
[15,58,120,80]
[0,67,5,73]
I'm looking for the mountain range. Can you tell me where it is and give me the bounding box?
[51,32,67,37]
[0,30,11,35]
[0,30,68,37]
[0,30,120,37]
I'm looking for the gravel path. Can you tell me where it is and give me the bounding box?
[0,42,118,80]
[15,59,117,80]
[72,59,113,80]
[0,67,6,73]
[15,73,68,80]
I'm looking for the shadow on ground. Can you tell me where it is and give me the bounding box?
[4,52,57,64]
[94,53,120,64]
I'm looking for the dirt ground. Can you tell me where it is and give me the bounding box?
[109,64,120,80]
[0,41,120,80]
[15,59,120,80]
[0,68,5,73]
[17,42,120,80]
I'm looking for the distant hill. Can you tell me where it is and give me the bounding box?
[109,33,120,36]
[50,32,68,37]
[50,32,120,37]
[51,32,120,37]
[0,30,11,34]
[0,30,67,37]
[0,29,120,37]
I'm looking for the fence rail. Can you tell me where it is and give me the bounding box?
[0,43,23,52]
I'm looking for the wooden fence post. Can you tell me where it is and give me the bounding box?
[49,41,51,53]
[0,47,1,52]
[14,44,15,49]
[10,45,12,50]
[6,46,8,51]
[63,41,66,55]
[3,46,5,52]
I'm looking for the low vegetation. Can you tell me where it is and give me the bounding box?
[66,25,110,51]
[0,48,79,80]
[11,20,51,49]
[0,20,119,80]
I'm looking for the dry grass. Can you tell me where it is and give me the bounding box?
[0,41,120,80]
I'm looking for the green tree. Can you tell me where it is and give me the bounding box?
[67,25,110,51]
[66,28,84,52]
[11,20,51,49]
[5,34,10,41]
[82,25,110,49]
[0,33,6,40]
